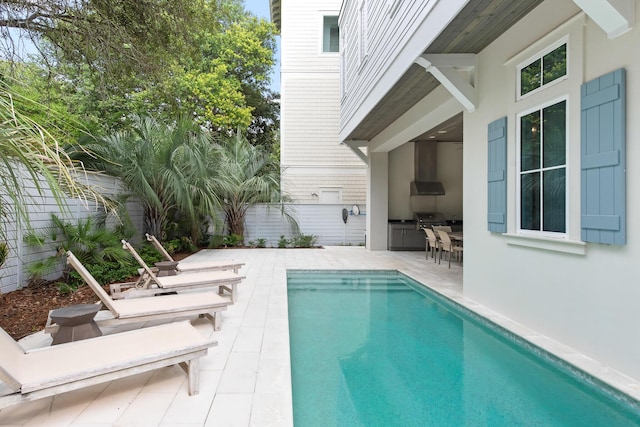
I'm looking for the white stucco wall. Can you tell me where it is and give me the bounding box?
[464,0,640,381]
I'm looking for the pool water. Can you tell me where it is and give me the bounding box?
[287,270,640,427]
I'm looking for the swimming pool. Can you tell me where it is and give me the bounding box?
[287,270,640,426]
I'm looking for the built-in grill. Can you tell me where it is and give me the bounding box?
[413,212,447,230]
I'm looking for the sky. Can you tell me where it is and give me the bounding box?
[243,0,281,92]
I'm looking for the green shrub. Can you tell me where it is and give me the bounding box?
[292,233,318,248]
[63,243,165,293]
[278,235,290,248]
[163,238,181,254]
[24,214,131,285]
[70,260,136,286]
[136,243,165,264]
[248,238,267,248]
[223,234,243,247]
[55,281,77,295]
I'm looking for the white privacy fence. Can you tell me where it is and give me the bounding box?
[0,170,144,293]
[0,170,366,293]
[243,204,366,248]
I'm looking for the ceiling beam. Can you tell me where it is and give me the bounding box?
[415,54,477,112]
[573,0,634,38]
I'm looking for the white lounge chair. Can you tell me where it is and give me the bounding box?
[0,321,215,409]
[116,240,244,302]
[146,233,244,273]
[56,251,231,331]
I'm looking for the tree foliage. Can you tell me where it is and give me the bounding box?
[121,12,279,139]
[0,0,282,243]
[0,0,280,149]
[0,0,213,79]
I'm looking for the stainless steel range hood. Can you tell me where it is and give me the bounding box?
[410,141,445,195]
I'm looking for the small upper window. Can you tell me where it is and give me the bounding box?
[323,16,339,53]
[519,43,567,97]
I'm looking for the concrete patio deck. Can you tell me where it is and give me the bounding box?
[1,246,638,426]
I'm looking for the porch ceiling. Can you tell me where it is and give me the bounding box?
[344,0,543,142]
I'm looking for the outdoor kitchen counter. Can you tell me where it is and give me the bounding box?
[388,221,425,251]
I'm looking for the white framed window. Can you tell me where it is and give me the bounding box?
[517,98,568,235]
[503,17,586,252]
[322,16,340,53]
[517,38,568,100]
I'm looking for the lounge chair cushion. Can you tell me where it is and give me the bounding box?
[154,270,241,289]
[1,321,214,393]
[177,260,244,273]
[111,291,228,318]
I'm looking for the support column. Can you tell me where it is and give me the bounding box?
[367,151,389,251]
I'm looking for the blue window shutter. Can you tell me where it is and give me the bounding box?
[581,68,626,244]
[488,117,507,233]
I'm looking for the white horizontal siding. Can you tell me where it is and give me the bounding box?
[280,0,368,204]
[339,0,469,140]
[281,0,341,72]
[281,172,367,204]
[280,76,343,166]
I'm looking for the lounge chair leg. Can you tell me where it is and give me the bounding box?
[204,312,221,331]
[180,359,200,395]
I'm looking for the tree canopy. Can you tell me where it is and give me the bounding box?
[0,0,282,244]
[0,0,213,78]
[0,0,280,147]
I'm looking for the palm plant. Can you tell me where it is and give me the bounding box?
[0,79,109,242]
[212,130,291,240]
[24,214,132,284]
[74,115,222,241]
